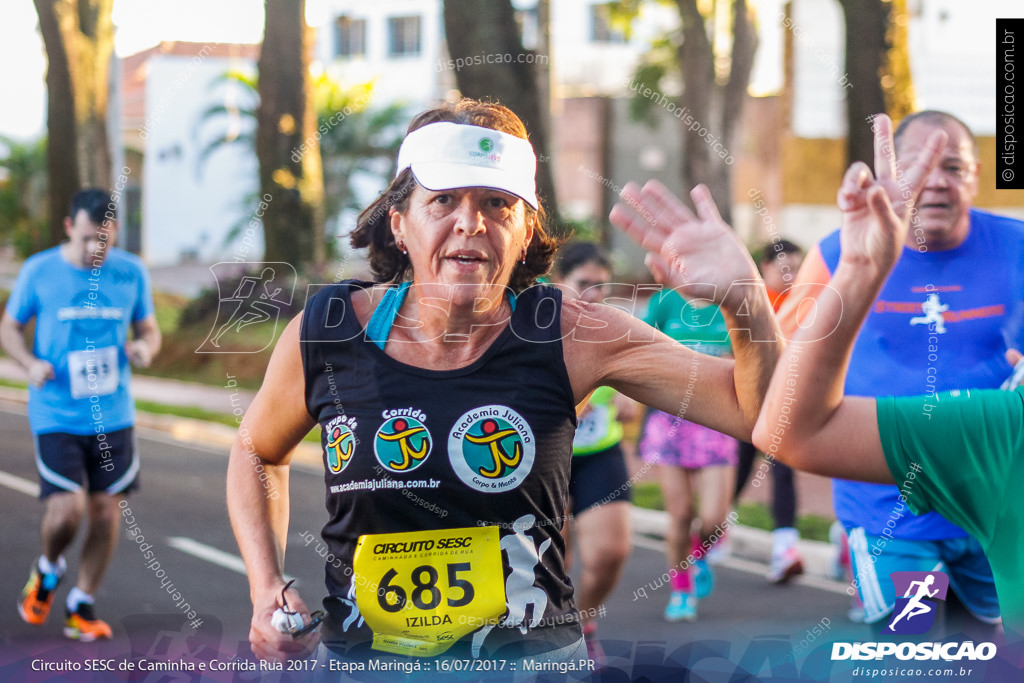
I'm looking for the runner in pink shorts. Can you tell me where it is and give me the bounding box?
[639,292,738,622]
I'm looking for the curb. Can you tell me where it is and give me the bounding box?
[631,507,838,580]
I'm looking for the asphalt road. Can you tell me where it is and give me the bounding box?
[1,403,1017,683]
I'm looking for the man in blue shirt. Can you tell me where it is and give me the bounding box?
[779,111,1024,631]
[1,189,160,641]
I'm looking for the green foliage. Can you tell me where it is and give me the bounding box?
[315,78,407,250]
[627,38,678,127]
[631,480,666,510]
[557,217,600,243]
[134,398,241,428]
[604,0,643,38]
[193,68,260,177]
[177,271,304,329]
[0,136,48,257]
[144,291,275,391]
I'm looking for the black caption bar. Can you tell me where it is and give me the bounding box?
[997,18,1022,189]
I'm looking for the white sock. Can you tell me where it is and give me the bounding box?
[38,555,66,577]
[772,527,800,554]
[66,587,93,612]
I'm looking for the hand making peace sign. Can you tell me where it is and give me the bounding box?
[836,113,947,276]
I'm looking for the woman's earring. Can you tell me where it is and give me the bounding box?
[398,242,407,255]
[519,249,527,265]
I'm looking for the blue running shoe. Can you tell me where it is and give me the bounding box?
[694,559,715,599]
[664,591,697,622]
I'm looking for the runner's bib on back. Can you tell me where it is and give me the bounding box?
[300,281,580,658]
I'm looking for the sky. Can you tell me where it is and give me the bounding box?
[0,0,270,141]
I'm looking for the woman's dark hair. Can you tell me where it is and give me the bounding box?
[350,99,562,292]
[757,238,803,265]
[554,242,612,279]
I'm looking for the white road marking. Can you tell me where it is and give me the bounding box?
[167,536,295,583]
[0,470,40,497]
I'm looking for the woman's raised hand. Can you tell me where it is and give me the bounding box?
[610,180,759,310]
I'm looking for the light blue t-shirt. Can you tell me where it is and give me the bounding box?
[6,246,155,435]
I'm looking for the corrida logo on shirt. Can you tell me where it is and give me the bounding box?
[374,408,432,473]
[448,405,535,493]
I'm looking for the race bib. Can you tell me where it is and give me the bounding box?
[573,404,610,450]
[68,347,119,400]
[353,526,506,656]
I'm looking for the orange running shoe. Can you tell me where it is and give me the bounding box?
[64,602,112,641]
[17,563,61,625]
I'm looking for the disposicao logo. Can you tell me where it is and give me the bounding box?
[831,571,996,662]
[886,571,949,634]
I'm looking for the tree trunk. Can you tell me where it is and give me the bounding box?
[442,0,560,226]
[34,0,114,244]
[257,0,325,269]
[838,0,915,167]
[675,0,756,226]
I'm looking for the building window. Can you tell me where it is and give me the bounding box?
[388,15,421,57]
[516,7,539,51]
[335,16,366,58]
[590,4,626,44]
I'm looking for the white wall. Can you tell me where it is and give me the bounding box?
[142,55,260,266]
[791,0,1020,139]
[550,1,677,97]
[316,0,448,109]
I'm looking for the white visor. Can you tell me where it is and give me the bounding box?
[396,122,538,209]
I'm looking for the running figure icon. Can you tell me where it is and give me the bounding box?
[909,293,949,333]
[888,574,939,631]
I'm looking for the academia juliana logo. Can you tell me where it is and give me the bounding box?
[324,415,357,474]
[886,571,949,634]
[374,409,431,473]
[448,405,535,493]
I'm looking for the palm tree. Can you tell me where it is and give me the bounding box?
[194,71,405,264]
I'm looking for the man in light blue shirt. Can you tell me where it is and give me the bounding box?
[1,189,160,641]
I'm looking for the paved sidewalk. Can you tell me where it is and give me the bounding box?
[0,357,255,414]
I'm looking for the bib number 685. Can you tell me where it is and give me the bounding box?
[378,562,474,612]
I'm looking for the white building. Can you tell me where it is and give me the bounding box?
[313,0,680,107]
[121,42,261,267]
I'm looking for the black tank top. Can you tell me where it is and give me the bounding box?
[300,280,580,658]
